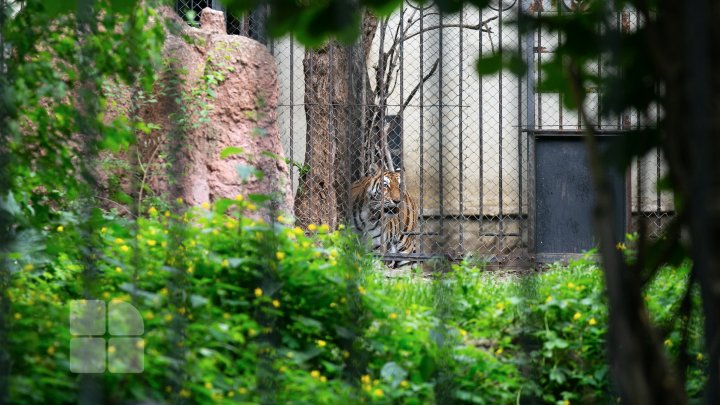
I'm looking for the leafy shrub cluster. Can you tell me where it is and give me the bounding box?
[5,198,705,404]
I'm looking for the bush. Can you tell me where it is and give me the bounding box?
[5,200,706,404]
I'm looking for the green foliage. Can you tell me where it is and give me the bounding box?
[2,0,164,224]
[4,205,706,403]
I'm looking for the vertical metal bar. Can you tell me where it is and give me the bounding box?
[399,4,409,255]
[438,12,445,253]
[536,6,542,129]
[458,8,464,254]
[656,147,661,214]
[557,13,563,131]
[419,6,426,253]
[516,1,523,255]
[497,4,504,254]
[524,0,536,254]
[289,37,295,194]
[378,20,387,248]
[478,7,484,241]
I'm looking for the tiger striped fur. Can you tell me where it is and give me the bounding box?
[350,170,417,268]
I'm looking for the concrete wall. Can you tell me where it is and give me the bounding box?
[269,2,672,247]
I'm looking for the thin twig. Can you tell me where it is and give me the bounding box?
[402,16,498,42]
[399,58,440,115]
[95,195,137,218]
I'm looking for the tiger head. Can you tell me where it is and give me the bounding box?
[367,169,404,217]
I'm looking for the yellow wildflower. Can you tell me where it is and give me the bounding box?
[234,194,244,201]
[272,299,281,308]
[320,376,327,383]
[164,211,171,217]
[616,242,626,251]
[13,313,21,320]
[459,329,467,337]
[204,382,213,389]
[115,267,123,273]
[496,302,505,310]
[316,339,327,348]
[179,389,191,398]
[495,347,504,355]
[308,223,317,232]
[697,353,704,361]
[101,227,107,233]
[238,387,247,395]
[276,251,286,260]
[573,312,582,321]
[373,388,384,398]
[201,202,210,209]
[361,375,371,384]
[56,225,64,232]
[107,345,116,355]
[400,380,409,388]
[222,259,230,268]
[147,239,157,246]
[136,340,145,349]
[567,282,575,289]
[247,203,257,211]
[338,224,345,230]
[23,263,34,272]
[310,370,321,379]
[120,245,130,252]
[318,224,330,233]
[254,288,263,297]
[277,215,286,223]
[389,313,398,320]
[358,286,366,295]
[145,311,155,320]
[545,295,553,303]
[165,314,173,322]
[148,207,158,215]
[664,339,673,347]
[115,238,124,244]
[176,197,184,204]
[588,318,597,326]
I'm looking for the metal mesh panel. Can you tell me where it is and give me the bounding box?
[173,0,673,265]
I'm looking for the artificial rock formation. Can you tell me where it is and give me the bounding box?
[115,7,293,215]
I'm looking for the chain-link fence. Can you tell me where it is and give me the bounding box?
[174,1,673,266]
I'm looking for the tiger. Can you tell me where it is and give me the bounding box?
[350,168,418,268]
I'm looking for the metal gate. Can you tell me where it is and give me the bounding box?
[174,0,673,267]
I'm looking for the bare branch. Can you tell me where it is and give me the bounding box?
[403,16,498,42]
[399,58,440,115]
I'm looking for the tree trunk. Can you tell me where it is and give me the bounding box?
[294,12,378,228]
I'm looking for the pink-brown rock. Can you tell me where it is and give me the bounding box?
[125,7,293,216]
[200,8,226,34]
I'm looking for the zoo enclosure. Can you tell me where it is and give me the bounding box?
[175,0,673,266]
